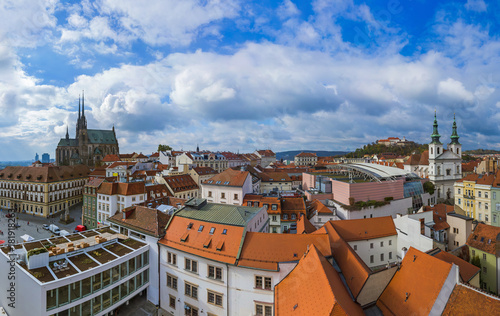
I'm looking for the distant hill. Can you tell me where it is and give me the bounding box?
[0,160,33,169]
[276,150,350,161]
[345,142,427,158]
[464,149,500,155]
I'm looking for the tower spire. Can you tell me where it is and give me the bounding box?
[66,125,69,139]
[450,113,460,144]
[78,95,81,120]
[82,90,85,117]
[431,111,441,144]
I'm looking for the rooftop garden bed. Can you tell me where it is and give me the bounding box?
[1,247,9,254]
[81,231,99,238]
[24,241,45,252]
[48,237,69,245]
[19,262,54,283]
[66,234,86,242]
[68,254,99,271]
[96,227,114,234]
[120,238,145,250]
[87,248,117,264]
[332,198,392,211]
[49,260,78,278]
[105,243,132,257]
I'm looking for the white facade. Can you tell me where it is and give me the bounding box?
[97,192,146,225]
[393,212,434,259]
[202,176,253,206]
[347,235,398,268]
[331,198,414,220]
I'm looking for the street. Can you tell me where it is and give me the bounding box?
[0,203,83,244]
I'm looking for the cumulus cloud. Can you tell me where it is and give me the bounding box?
[465,0,487,12]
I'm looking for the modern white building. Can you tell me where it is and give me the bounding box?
[393,212,434,259]
[202,168,253,205]
[0,227,149,316]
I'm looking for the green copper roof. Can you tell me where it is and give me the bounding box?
[87,129,118,144]
[177,198,261,226]
[450,114,460,144]
[430,112,442,144]
[57,138,78,147]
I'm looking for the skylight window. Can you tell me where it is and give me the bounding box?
[224,181,230,185]
[210,227,215,234]
[198,225,204,232]
[187,223,193,230]
[216,181,221,184]
[222,229,227,235]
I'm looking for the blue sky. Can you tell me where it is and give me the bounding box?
[0,0,499,160]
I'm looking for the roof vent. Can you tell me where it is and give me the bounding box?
[405,292,410,302]
[293,304,298,310]
[413,255,416,262]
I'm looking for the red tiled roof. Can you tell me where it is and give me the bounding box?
[296,214,317,234]
[466,223,500,256]
[150,152,160,158]
[322,222,370,298]
[432,250,480,283]
[256,149,275,157]
[296,152,317,157]
[260,171,291,182]
[377,247,453,315]
[203,168,249,187]
[419,150,429,165]
[164,174,198,193]
[192,166,218,176]
[109,205,170,237]
[102,154,121,162]
[159,216,245,264]
[442,285,500,315]
[86,178,105,187]
[327,217,397,241]
[0,165,91,183]
[237,232,332,270]
[462,160,480,172]
[97,182,145,196]
[106,161,137,169]
[309,199,333,215]
[274,245,364,316]
[423,204,454,231]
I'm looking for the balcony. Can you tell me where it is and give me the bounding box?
[464,195,475,200]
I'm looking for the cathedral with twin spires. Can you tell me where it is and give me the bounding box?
[55,93,119,167]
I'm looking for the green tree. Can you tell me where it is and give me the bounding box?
[423,181,435,195]
[158,144,172,152]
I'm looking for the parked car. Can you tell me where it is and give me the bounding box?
[42,224,49,230]
[75,225,86,232]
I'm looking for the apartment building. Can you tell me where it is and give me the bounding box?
[96,182,147,225]
[82,178,106,229]
[202,169,252,205]
[294,152,318,166]
[0,164,90,217]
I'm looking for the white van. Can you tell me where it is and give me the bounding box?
[48,224,60,235]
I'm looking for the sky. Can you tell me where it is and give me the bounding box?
[0,0,500,161]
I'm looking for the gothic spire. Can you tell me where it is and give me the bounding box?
[431,111,442,144]
[82,90,85,117]
[450,113,460,144]
[66,125,69,139]
[78,95,81,120]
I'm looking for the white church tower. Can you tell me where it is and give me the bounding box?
[428,113,462,202]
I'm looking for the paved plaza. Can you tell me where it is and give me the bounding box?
[0,203,84,244]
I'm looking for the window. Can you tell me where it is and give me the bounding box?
[472,250,475,257]
[185,282,198,299]
[185,258,198,273]
[291,214,296,220]
[255,303,273,316]
[198,225,204,232]
[486,203,489,210]
[381,253,384,261]
[486,215,489,222]
[353,245,357,251]
[234,194,238,200]
[494,192,497,199]
[486,192,489,198]
[380,241,384,247]
[283,214,288,220]
[247,201,252,206]
[370,243,374,249]
[272,215,277,221]
[208,191,212,198]
[221,192,225,199]
[185,304,198,316]
[389,240,392,246]
[271,204,277,210]
[255,276,272,290]
[169,295,176,309]
[483,266,487,274]
[483,254,487,260]
[479,202,482,209]
[208,265,222,281]
[167,274,177,290]
[207,290,223,307]
[458,188,461,195]
[479,214,482,221]
[478,191,482,198]
[458,198,461,205]
[389,252,392,260]
[370,255,374,263]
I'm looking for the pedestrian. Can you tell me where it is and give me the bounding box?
[27,221,29,225]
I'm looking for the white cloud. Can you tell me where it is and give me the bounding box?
[465,0,487,12]
[437,78,475,104]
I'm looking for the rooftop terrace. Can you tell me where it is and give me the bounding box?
[1,227,146,284]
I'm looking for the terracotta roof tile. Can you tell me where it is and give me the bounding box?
[159,216,245,264]
[296,214,317,234]
[108,205,170,237]
[106,161,137,169]
[418,150,429,165]
[0,165,90,183]
[237,232,332,271]
[192,166,218,176]
[296,152,317,157]
[97,182,145,196]
[164,174,199,193]
[260,171,292,182]
[466,223,500,256]
[203,168,249,187]
[309,200,333,215]
[322,222,371,298]
[274,245,364,316]
[102,154,121,162]
[376,247,453,315]
[431,249,480,283]
[256,149,275,157]
[442,285,500,315]
[327,217,397,241]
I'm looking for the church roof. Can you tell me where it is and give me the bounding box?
[57,138,78,147]
[87,129,118,144]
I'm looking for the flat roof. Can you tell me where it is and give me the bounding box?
[328,163,418,182]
